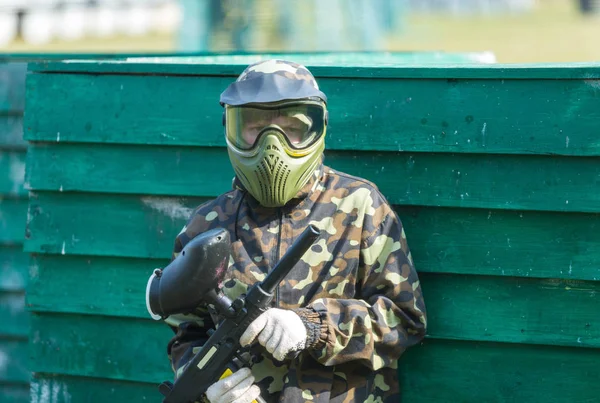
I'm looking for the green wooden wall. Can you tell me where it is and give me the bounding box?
[0,50,493,403]
[0,61,30,403]
[22,58,600,402]
[0,52,163,403]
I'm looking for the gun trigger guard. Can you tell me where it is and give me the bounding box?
[231,348,255,369]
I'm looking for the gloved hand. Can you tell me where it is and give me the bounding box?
[205,367,261,403]
[240,308,307,361]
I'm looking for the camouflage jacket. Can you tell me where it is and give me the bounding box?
[165,158,428,402]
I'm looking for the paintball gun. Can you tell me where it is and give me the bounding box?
[145,224,321,403]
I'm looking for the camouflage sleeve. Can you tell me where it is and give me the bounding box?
[164,226,216,380]
[304,206,427,370]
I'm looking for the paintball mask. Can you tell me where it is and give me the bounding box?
[220,59,328,208]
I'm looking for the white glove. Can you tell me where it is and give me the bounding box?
[239,308,307,361]
[205,367,261,403]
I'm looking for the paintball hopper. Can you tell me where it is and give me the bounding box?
[146,228,231,320]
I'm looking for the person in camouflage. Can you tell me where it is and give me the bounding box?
[163,59,428,402]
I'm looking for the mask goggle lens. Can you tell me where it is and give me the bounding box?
[225,102,326,151]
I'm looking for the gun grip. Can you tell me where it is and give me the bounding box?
[219,369,261,403]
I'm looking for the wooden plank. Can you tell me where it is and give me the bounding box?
[0,339,30,384]
[29,313,173,383]
[399,338,600,403]
[24,73,600,156]
[0,116,25,149]
[0,63,26,113]
[0,150,26,197]
[0,245,28,292]
[402,206,600,281]
[24,337,600,403]
[21,50,494,73]
[27,60,600,79]
[0,293,28,338]
[29,312,600,402]
[25,192,207,259]
[122,51,496,65]
[27,255,162,318]
[25,144,600,213]
[30,374,157,403]
[25,193,600,280]
[27,256,600,349]
[0,384,29,403]
[420,273,600,349]
[0,198,27,244]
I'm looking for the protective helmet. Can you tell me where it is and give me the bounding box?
[220,59,328,208]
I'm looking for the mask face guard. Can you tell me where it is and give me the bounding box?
[224,99,328,155]
[226,133,325,207]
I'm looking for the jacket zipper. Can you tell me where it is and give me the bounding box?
[274,208,283,307]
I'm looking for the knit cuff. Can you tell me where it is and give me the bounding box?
[294,307,327,350]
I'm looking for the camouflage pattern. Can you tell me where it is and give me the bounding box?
[235,59,322,91]
[166,156,428,402]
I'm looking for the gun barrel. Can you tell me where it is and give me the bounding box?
[260,224,320,294]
